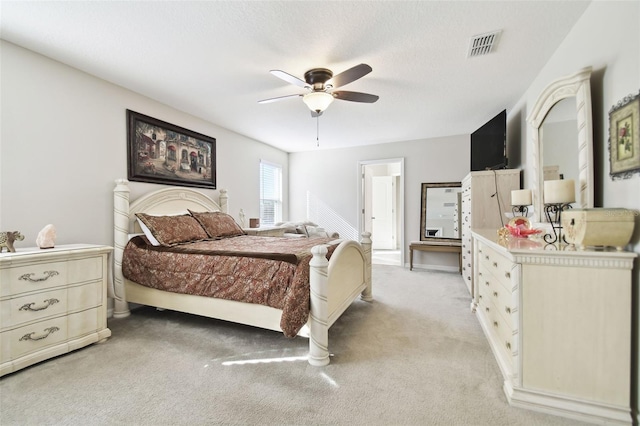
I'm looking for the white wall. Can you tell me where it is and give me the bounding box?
[289,135,469,267]
[0,41,289,247]
[508,0,640,416]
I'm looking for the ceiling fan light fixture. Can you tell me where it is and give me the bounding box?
[303,92,334,113]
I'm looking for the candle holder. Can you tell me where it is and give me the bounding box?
[511,205,529,217]
[543,202,573,245]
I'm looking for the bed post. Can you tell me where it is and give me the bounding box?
[360,232,373,302]
[112,179,131,318]
[308,244,330,366]
[219,188,228,214]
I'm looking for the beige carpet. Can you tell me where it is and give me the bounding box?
[0,265,585,425]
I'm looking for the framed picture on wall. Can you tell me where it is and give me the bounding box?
[609,91,640,180]
[126,110,216,189]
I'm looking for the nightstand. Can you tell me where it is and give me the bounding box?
[0,244,112,376]
[243,226,285,237]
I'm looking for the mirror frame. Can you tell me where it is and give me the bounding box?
[420,182,462,242]
[527,67,594,223]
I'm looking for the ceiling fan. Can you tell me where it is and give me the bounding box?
[258,63,379,116]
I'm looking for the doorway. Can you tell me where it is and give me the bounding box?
[359,158,404,266]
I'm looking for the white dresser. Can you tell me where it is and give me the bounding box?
[472,229,636,424]
[0,244,112,376]
[461,169,520,297]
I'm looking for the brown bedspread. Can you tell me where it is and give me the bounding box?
[122,235,338,337]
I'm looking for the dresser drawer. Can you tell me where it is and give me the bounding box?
[3,261,68,295]
[1,288,67,331]
[491,309,515,368]
[3,255,104,296]
[477,242,515,291]
[1,315,68,362]
[1,282,102,331]
[478,263,514,330]
[1,308,100,363]
[478,292,513,363]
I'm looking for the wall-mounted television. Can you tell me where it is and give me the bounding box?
[470,109,507,171]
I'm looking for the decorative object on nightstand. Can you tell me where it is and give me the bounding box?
[249,218,260,228]
[0,231,24,253]
[238,209,246,228]
[36,224,56,249]
[542,179,575,245]
[510,189,532,218]
[562,208,636,250]
[0,244,112,376]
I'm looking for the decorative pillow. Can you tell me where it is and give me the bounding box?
[135,213,209,247]
[188,210,245,238]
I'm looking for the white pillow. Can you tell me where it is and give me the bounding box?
[136,218,161,246]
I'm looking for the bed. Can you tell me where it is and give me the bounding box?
[111,179,372,366]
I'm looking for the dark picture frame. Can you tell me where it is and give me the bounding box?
[609,91,640,180]
[420,182,462,242]
[127,110,216,189]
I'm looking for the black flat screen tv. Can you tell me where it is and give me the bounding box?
[471,109,507,171]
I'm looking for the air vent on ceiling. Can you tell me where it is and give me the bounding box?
[467,30,502,57]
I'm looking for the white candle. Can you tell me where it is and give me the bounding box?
[543,179,575,204]
[511,189,532,206]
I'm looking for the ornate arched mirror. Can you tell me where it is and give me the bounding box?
[527,67,594,222]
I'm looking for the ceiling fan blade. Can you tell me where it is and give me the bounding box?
[327,64,372,88]
[258,94,303,104]
[269,70,309,88]
[332,91,379,103]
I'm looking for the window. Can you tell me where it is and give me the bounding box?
[260,160,282,225]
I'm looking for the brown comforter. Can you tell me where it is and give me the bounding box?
[122,235,338,337]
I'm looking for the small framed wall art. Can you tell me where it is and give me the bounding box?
[127,110,216,189]
[609,91,640,180]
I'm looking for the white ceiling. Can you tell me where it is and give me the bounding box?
[0,1,590,153]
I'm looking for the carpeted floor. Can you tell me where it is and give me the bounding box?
[0,265,585,425]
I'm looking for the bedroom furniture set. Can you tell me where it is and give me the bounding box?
[112,179,373,366]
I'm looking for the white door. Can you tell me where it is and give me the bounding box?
[371,176,394,249]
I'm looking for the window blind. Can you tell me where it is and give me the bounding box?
[259,160,282,225]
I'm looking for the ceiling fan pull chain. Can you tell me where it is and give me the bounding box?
[316,115,320,147]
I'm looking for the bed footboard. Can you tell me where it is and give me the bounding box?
[308,232,372,366]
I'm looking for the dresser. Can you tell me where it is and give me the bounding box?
[472,229,636,424]
[461,169,520,297]
[0,244,112,376]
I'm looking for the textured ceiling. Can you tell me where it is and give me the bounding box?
[0,1,591,153]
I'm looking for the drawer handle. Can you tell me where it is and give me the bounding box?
[493,262,498,268]
[19,298,60,312]
[478,295,483,300]
[493,292,498,297]
[506,342,511,350]
[485,255,489,260]
[19,326,60,342]
[493,321,499,328]
[478,272,483,277]
[19,270,59,283]
[505,272,511,279]
[485,281,490,286]
[505,307,511,314]
[485,307,490,312]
